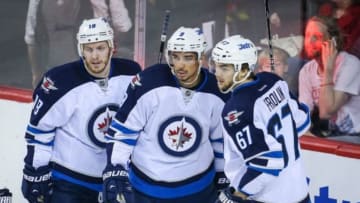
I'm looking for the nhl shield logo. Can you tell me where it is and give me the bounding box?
[158,116,202,156]
[87,104,119,148]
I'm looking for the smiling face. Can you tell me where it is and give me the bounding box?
[169,51,201,88]
[82,41,112,77]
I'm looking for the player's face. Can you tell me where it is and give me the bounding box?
[82,41,111,76]
[214,62,235,92]
[304,20,329,59]
[170,52,200,85]
[258,56,288,78]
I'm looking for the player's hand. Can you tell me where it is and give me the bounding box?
[21,165,52,203]
[103,164,133,203]
[214,172,230,191]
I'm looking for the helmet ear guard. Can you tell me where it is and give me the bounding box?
[76,17,114,58]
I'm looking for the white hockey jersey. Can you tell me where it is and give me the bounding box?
[106,64,229,199]
[222,72,311,203]
[24,58,141,191]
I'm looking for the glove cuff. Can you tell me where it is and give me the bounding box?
[23,165,51,182]
[103,164,128,181]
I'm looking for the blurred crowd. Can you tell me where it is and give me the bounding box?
[2,0,360,142]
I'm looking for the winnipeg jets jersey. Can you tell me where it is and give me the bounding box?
[24,58,141,191]
[222,72,310,203]
[106,64,229,199]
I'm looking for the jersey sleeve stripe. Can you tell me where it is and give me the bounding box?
[119,139,137,146]
[260,151,284,158]
[26,125,56,134]
[247,165,281,176]
[110,120,138,134]
[214,151,224,158]
[26,139,54,146]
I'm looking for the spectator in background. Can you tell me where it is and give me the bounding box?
[25,0,132,88]
[318,0,360,58]
[256,47,301,96]
[226,0,303,44]
[90,0,133,58]
[299,16,360,137]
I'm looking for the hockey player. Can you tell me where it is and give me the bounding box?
[211,35,311,203]
[102,27,229,203]
[21,17,141,203]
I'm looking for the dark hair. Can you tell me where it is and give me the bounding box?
[308,16,344,51]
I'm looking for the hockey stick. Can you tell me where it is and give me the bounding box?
[264,0,275,72]
[158,10,171,64]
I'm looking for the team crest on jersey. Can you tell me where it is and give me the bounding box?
[158,116,202,156]
[41,77,58,93]
[130,74,142,89]
[87,104,119,148]
[224,110,243,126]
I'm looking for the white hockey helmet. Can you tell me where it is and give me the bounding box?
[212,35,257,72]
[211,35,258,93]
[166,26,207,61]
[77,17,114,57]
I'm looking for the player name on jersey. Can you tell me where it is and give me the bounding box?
[263,86,286,112]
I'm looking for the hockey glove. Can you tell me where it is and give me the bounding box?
[21,165,52,203]
[214,172,230,191]
[215,187,262,203]
[103,164,133,203]
[0,188,12,202]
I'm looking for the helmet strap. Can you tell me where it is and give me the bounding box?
[220,69,252,93]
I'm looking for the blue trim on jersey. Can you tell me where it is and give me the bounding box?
[247,165,281,176]
[110,120,138,134]
[297,104,311,133]
[27,125,55,134]
[129,166,215,199]
[119,139,137,146]
[52,170,102,192]
[214,152,224,158]
[261,151,283,158]
[210,137,223,143]
[26,139,54,146]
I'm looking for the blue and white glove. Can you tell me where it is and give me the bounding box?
[21,165,52,203]
[103,164,133,203]
[215,187,261,203]
[214,172,230,191]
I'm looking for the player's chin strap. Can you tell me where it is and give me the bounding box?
[220,71,252,94]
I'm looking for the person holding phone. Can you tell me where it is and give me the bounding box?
[299,15,360,137]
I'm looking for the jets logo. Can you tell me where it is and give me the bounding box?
[41,77,58,93]
[87,104,119,148]
[158,116,202,156]
[130,74,142,89]
[224,110,244,126]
